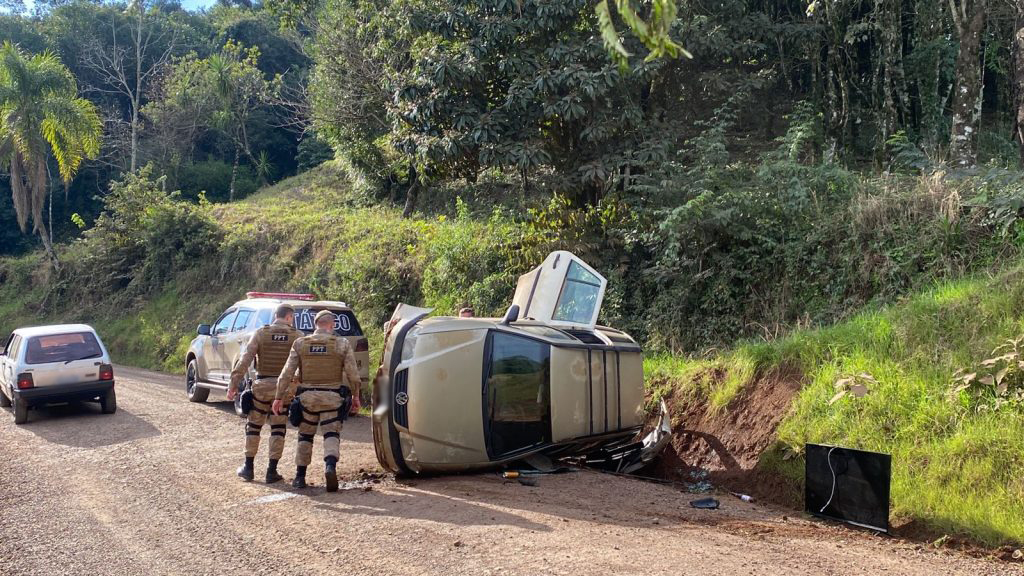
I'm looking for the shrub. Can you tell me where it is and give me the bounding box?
[67,167,223,300]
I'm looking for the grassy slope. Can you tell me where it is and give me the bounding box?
[646,264,1024,545]
[2,163,1023,545]
[0,163,519,373]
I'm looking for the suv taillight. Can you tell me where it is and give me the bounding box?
[99,364,114,381]
[355,338,368,352]
[16,373,33,389]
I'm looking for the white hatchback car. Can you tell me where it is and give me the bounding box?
[0,324,116,424]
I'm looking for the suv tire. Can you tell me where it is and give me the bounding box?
[0,386,10,408]
[101,389,117,414]
[13,398,27,424]
[186,359,210,403]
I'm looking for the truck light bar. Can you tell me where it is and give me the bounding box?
[245,292,316,301]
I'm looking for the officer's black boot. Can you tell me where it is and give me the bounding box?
[291,466,307,489]
[237,457,255,481]
[325,456,339,492]
[265,459,283,484]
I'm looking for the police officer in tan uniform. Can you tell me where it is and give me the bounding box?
[272,309,360,491]
[227,304,302,483]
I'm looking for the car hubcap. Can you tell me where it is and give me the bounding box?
[187,367,196,395]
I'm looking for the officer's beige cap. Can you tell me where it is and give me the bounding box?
[314,309,335,323]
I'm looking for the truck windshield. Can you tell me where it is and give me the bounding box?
[25,332,103,365]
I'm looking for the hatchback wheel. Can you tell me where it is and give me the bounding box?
[101,389,117,414]
[13,398,27,425]
[186,360,209,403]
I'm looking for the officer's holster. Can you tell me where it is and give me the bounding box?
[338,385,352,421]
[288,396,303,427]
[239,388,254,415]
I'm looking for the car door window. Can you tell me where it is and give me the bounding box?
[553,261,604,324]
[8,335,22,360]
[232,309,254,332]
[213,309,238,335]
[485,332,551,458]
[2,333,14,356]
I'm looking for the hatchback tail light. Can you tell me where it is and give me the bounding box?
[355,338,369,352]
[99,364,114,381]
[16,373,33,389]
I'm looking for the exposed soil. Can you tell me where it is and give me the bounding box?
[651,365,804,506]
[0,365,1020,575]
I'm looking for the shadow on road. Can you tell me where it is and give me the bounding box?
[6,401,161,448]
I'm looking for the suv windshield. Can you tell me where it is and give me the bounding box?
[293,308,363,337]
[25,332,103,365]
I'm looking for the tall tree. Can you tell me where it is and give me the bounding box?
[949,0,987,167]
[0,42,101,266]
[81,0,176,172]
[1013,0,1024,163]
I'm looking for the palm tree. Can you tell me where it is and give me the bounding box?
[0,42,101,267]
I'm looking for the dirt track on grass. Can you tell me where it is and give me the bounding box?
[0,366,1019,576]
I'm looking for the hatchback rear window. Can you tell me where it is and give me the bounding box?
[292,308,363,337]
[25,332,103,365]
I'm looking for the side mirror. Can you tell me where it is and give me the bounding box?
[501,304,520,325]
[197,324,212,336]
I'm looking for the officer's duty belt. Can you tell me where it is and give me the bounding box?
[297,386,345,394]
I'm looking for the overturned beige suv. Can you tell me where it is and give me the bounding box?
[372,252,646,475]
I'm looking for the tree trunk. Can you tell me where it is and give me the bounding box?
[949,0,987,168]
[1013,0,1024,164]
[230,147,239,202]
[37,217,59,270]
[402,161,418,218]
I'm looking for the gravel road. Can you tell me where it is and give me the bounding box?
[0,365,1019,576]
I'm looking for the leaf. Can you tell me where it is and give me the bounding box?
[850,383,869,398]
[959,372,977,383]
[979,375,995,387]
[857,372,877,382]
[995,367,1009,385]
[834,377,852,389]
[828,390,846,405]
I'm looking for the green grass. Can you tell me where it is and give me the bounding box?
[0,162,524,373]
[4,161,1024,545]
[649,263,1024,545]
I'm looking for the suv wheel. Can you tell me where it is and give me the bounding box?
[13,398,28,424]
[0,386,10,408]
[101,389,117,414]
[186,359,210,403]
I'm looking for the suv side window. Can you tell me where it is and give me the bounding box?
[255,308,272,327]
[232,309,254,332]
[213,309,238,335]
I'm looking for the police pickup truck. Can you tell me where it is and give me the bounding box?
[185,292,370,416]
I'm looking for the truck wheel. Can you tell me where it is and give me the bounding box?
[13,398,28,424]
[186,359,209,403]
[0,386,10,408]
[101,389,117,414]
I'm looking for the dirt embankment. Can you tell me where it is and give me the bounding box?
[649,365,804,506]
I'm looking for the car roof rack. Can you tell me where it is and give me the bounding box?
[245,292,316,301]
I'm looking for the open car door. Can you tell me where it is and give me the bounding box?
[511,251,607,328]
